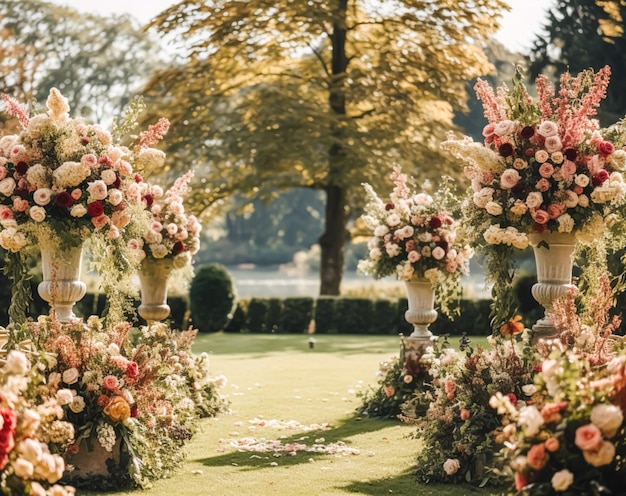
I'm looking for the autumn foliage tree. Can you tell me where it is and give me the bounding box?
[144,0,508,295]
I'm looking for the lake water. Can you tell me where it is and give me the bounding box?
[226,266,491,299]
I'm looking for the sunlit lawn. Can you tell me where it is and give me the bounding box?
[84,333,502,496]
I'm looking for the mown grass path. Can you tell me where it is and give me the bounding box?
[86,334,500,496]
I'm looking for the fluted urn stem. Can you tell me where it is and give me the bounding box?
[404,277,438,345]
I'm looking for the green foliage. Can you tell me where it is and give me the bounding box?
[334,298,374,334]
[313,296,338,334]
[245,298,268,334]
[189,263,237,333]
[280,297,315,334]
[224,299,247,333]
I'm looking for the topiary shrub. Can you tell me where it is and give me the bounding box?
[189,263,237,332]
[246,298,268,333]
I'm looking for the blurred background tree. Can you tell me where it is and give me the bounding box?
[140,0,509,294]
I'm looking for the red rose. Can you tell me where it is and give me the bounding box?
[597,140,615,156]
[14,161,28,175]
[134,173,143,183]
[499,143,514,157]
[0,408,17,432]
[520,126,535,139]
[112,174,121,188]
[429,216,442,229]
[506,393,518,406]
[130,405,139,418]
[524,148,535,157]
[593,169,610,186]
[55,191,74,208]
[0,428,15,461]
[173,241,186,255]
[98,156,113,166]
[125,361,139,379]
[564,148,577,161]
[87,201,104,217]
[384,203,394,211]
[142,194,154,207]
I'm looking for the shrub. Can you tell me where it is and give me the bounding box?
[371,299,399,334]
[281,297,314,333]
[335,298,373,334]
[224,299,247,333]
[189,263,237,332]
[246,298,268,333]
[266,298,283,333]
[314,297,337,334]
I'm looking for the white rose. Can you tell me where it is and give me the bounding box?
[485,201,503,216]
[575,174,590,187]
[4,350,29,375]
[526,191,543,209]
[70,204,88,218]
[108,188,124,206]
[55,389,73,406]
[578,194,590,208]
[62,367,79,385]
[443,458,460,475]
[0,177,16,196]
[551,469,574,492]
[69,395,86,414]
[373,225,389,237]
[369,248,382,260]
[33,188,53,206]
[493,120,516,137]
[590,404,624,438]
[29,206,46,223]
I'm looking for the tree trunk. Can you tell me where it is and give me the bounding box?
[319,0,349,296]
[319,185,347,295]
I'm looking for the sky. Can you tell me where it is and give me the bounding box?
[52,0,553,54]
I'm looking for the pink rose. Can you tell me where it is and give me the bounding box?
[561,160,577,176]
[544,135,562,153]
[91,214,109,229]
[539,162,554,178]
[460,409,470,421]
[535,178,550,192]
[537,120,559,137]
[546,203,565,219]
[597,140,615,157]
[12,198,29,212]
[0,206,13,221]
[500,169,521,189]
[531,209,550,225]
[101,375,119,391]
[71,188,82,200]
[482,123,495,138]
[527,443,548,470]
[575,423,603,452]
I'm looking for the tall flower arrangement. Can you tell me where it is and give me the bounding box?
[358,167,473,317]
[0,89,170,324]
[441,66,626,328]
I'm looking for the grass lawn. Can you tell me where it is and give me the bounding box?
[84,333,503,496]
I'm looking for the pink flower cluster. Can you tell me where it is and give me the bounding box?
[0,88,168,252]
[358,167,473,283]
[128,170,201,268]
[443,66,626,248]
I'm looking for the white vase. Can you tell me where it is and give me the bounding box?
[529,232,577,343]
[138,258,174,324]
[38,244,86,322]
[404,277,438,344]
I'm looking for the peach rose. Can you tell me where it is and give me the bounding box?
[527,443,548,470]
[575,423,603,452]
[583,440,615,467]
[103,396,131,423]
[545,437,560,452]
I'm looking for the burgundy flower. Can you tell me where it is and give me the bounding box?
[87,201,104,217]
[524,148,535,158]
[14,188,29,199]
[54,191,74,208]
[80,136,90,145]
[438,240,449,252]
[564,148,577,161]
[520,126,535,139]
[14,161,28,175]
[593,169,610,186]
[384,202,394,210]
[532,222,548,233]
[130,405,139,418]
[173,241,186,255]
[498,143,514,157]
[125,361,139,379]
[506,393,518,406]
[112,173,121,188]
[135,173,143,183]
[429,216,442,229]
[142,194,154,207]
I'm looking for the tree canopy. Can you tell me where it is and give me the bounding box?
[144,0,508,293]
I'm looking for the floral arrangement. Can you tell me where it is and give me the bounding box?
[491,276,626,495]
[0,89,171,324]
[9,316,227,490]
[0,349,76,496]
[409,324,534,486]
[358,166,473,317]
[440,66,626,328]
[128,170,201,271]
[358,336,434,419]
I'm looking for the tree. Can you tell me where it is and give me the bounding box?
[0,0,166,121]
[143,0,508,295]
[529,0,626,124]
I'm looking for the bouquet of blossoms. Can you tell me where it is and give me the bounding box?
[441,66,626,252]
[9,316,227,490]
[0,88,159,252]
[491,277,626,495]
[0,349,76,496]
[358,166,473,316]
[128,170,201,271]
